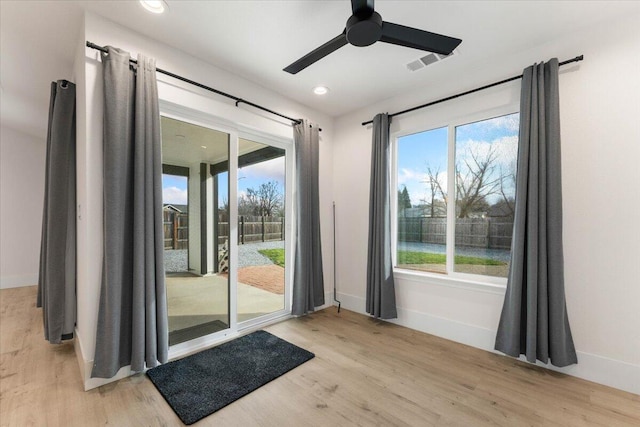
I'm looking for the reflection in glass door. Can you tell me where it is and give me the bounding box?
[236,138,287,322]
[161,116,230,345]
[162,166,189,274]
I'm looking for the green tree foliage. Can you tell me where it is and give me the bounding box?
[398,185,412,216]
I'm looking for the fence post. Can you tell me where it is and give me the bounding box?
[261,216,266,242]
[240,216,245,245]
[173,214,178,249]
[486,217,491,248]
[420,217,424,243]
[281,217,284,240]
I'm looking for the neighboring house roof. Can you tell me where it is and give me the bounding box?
[163,204,188,213]
[487,202,514,218]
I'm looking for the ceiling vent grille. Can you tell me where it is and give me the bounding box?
[406,59,425,72]
[406,49,458,72]
[420,53,439,66]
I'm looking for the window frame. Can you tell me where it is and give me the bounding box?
[391,105,519,288]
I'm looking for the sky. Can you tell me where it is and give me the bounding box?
[162,174,188,205]
[397,113,519,207]
[162,156,286,207]
[162,112,518,209]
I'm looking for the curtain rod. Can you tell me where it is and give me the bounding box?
[86,41,315,129]
[361,55,584,126]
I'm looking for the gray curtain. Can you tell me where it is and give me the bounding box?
[366,113,397,319]
[37,80,76,343]
[92,47,168,378]
[495,58,577,367]
[292,119,325,315]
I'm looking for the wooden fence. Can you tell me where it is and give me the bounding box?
[398,217,513,249]
[163,211,189,250]
[219,215,284,244]
[165,213,286,247]
[166,213,506,249]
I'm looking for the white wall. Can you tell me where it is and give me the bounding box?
[75,13,335,389]
[332,13,640,394]
[0,126,45,289]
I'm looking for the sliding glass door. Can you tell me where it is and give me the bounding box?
[160,114,292,347]
[161,116,230,346]
[236,138,287,322]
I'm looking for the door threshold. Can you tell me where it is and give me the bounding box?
[167,312,292,361]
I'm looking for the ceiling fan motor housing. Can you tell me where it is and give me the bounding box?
[346,11,383,46]
[283,0,462,74]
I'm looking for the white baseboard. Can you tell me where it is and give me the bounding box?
[317,291,336,311]
[335,291,640,396]
[74,327,135,391]
[333,291,366,312]
[0,274,38,289]
[84,364,135,391]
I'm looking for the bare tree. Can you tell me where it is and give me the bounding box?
[239,181,283,216]
[423,165,448,217]
[497,160,517,217]
[237,195,253,216]
[424,144,513,219]
[219,197,229,222]
[455,145,502,218]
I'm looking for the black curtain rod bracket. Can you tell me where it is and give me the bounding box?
[361,55,584,126]
[86,41,313,129]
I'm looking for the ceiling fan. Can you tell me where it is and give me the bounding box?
[283,0,462,74]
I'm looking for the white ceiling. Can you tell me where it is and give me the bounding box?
[161,116,267,167]
[1,1,639,139]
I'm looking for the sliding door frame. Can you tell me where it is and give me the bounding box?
[236,128,294,330]
[159,101,294,360]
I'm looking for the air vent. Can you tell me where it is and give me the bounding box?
[406,48,458,72]
[406,59,425,72]
[420,53,439,66]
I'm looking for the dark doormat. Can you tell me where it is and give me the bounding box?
[146,330,314,425]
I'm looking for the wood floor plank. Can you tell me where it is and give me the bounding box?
[1,286,638,427]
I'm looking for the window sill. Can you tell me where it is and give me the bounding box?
[393,268,507,295]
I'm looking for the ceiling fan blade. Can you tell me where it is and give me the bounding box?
[283,32,348,74]
[351,0,374,16]
[380,21,462,55]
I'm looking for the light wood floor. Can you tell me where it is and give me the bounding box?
[1,286,638,426]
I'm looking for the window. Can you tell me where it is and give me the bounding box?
[395,112,519,279]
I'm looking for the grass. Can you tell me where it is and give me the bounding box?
[258,249,286,267]
[259,248,504,267]
[397,250,506,266]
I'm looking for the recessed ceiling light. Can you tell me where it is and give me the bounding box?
[313,86,329,95]
[139,0,168,14]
